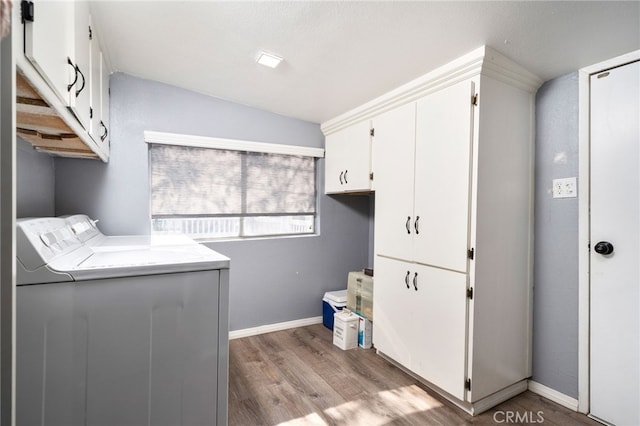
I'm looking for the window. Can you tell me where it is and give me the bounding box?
[146,131,323,239]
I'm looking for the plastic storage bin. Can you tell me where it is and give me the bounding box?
[322,290,347,330]
[347,271,374,321]
[333,310,359,350]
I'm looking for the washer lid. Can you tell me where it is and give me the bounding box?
[49,242,229,281]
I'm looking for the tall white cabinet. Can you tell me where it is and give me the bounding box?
[321,46,541,414]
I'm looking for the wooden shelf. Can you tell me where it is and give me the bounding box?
[16,70,99,159]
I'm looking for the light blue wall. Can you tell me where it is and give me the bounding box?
[16,137,55,218]
[55,73,371,331]
[532,72,579,398]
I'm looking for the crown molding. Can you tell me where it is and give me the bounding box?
[321,45,542,136]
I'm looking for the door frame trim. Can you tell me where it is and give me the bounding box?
[577,49,640,414]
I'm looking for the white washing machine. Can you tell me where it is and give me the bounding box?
[16,215,230,426]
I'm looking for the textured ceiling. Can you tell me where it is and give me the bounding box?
[90,1,640,124]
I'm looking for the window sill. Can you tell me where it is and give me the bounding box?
[195,232,319,244]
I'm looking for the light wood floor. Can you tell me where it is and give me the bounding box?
[229,324,598,426]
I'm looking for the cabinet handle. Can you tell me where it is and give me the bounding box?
[67,58,79,92]
[404,271,411,289]
[344,169,348,184]
[100,121,108,142]
[21,1,34,22]
[339,171,344,185]
[413,272,418,291]
[405,216,411,234]
[414,216,420,235]
[75,66,86,97]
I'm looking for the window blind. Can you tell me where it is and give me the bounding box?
[150,144,316,218]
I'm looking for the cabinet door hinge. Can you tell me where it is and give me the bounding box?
[370,128,375,137]
[467,248,475,260]
[465,378,472,391]
[89,107,93,119]
[21,1,34,23]
[369,172,374,181]
[466,287,473,300]
[472,93,478,106]
[89,26,93,40]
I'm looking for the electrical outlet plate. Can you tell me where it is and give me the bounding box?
[552,177,577,198]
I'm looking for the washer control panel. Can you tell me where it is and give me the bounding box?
[16,215,102,270]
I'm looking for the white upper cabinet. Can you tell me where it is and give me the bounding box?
[23,0,74,105]
[70,0,91,131]
[89,16,102,144]
[372,102,416,262]
[89,15,109,150]
[99,52,110,148]
[413,80,475,272]
[24,0,91,131]
[323,120,372,194]
[18,0,109,160]
[374,81,475,272]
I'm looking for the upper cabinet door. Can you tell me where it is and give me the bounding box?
[89,15,102,144]
[24,1,74,105]
[70,0,91,131]
[373,102,416,261]
[99,51,110,149]
[88,16,110,153]
[23,0,91,131]
[324,120,372,194]
[414,80,475,272]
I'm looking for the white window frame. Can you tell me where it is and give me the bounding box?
[144,131,324,241]
[144,131,324,158]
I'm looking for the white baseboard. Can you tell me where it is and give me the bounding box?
[528,380,579,411]
[472,380,529,415]
[229,316,324,340]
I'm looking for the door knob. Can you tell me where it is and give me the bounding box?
[594,241,614,255]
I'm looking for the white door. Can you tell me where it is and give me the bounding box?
[89,19,102,144]
[410,264,468,401]
[324,120,371,193]
[23,1,73,105]
[324,130,347,194]
[341,120,372,192]
[99,51,110,149]
[372,256,415,369]
[70,0,91,131]
[414,80,474,272]
[590,60,640,426]
[373,102,416,261]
